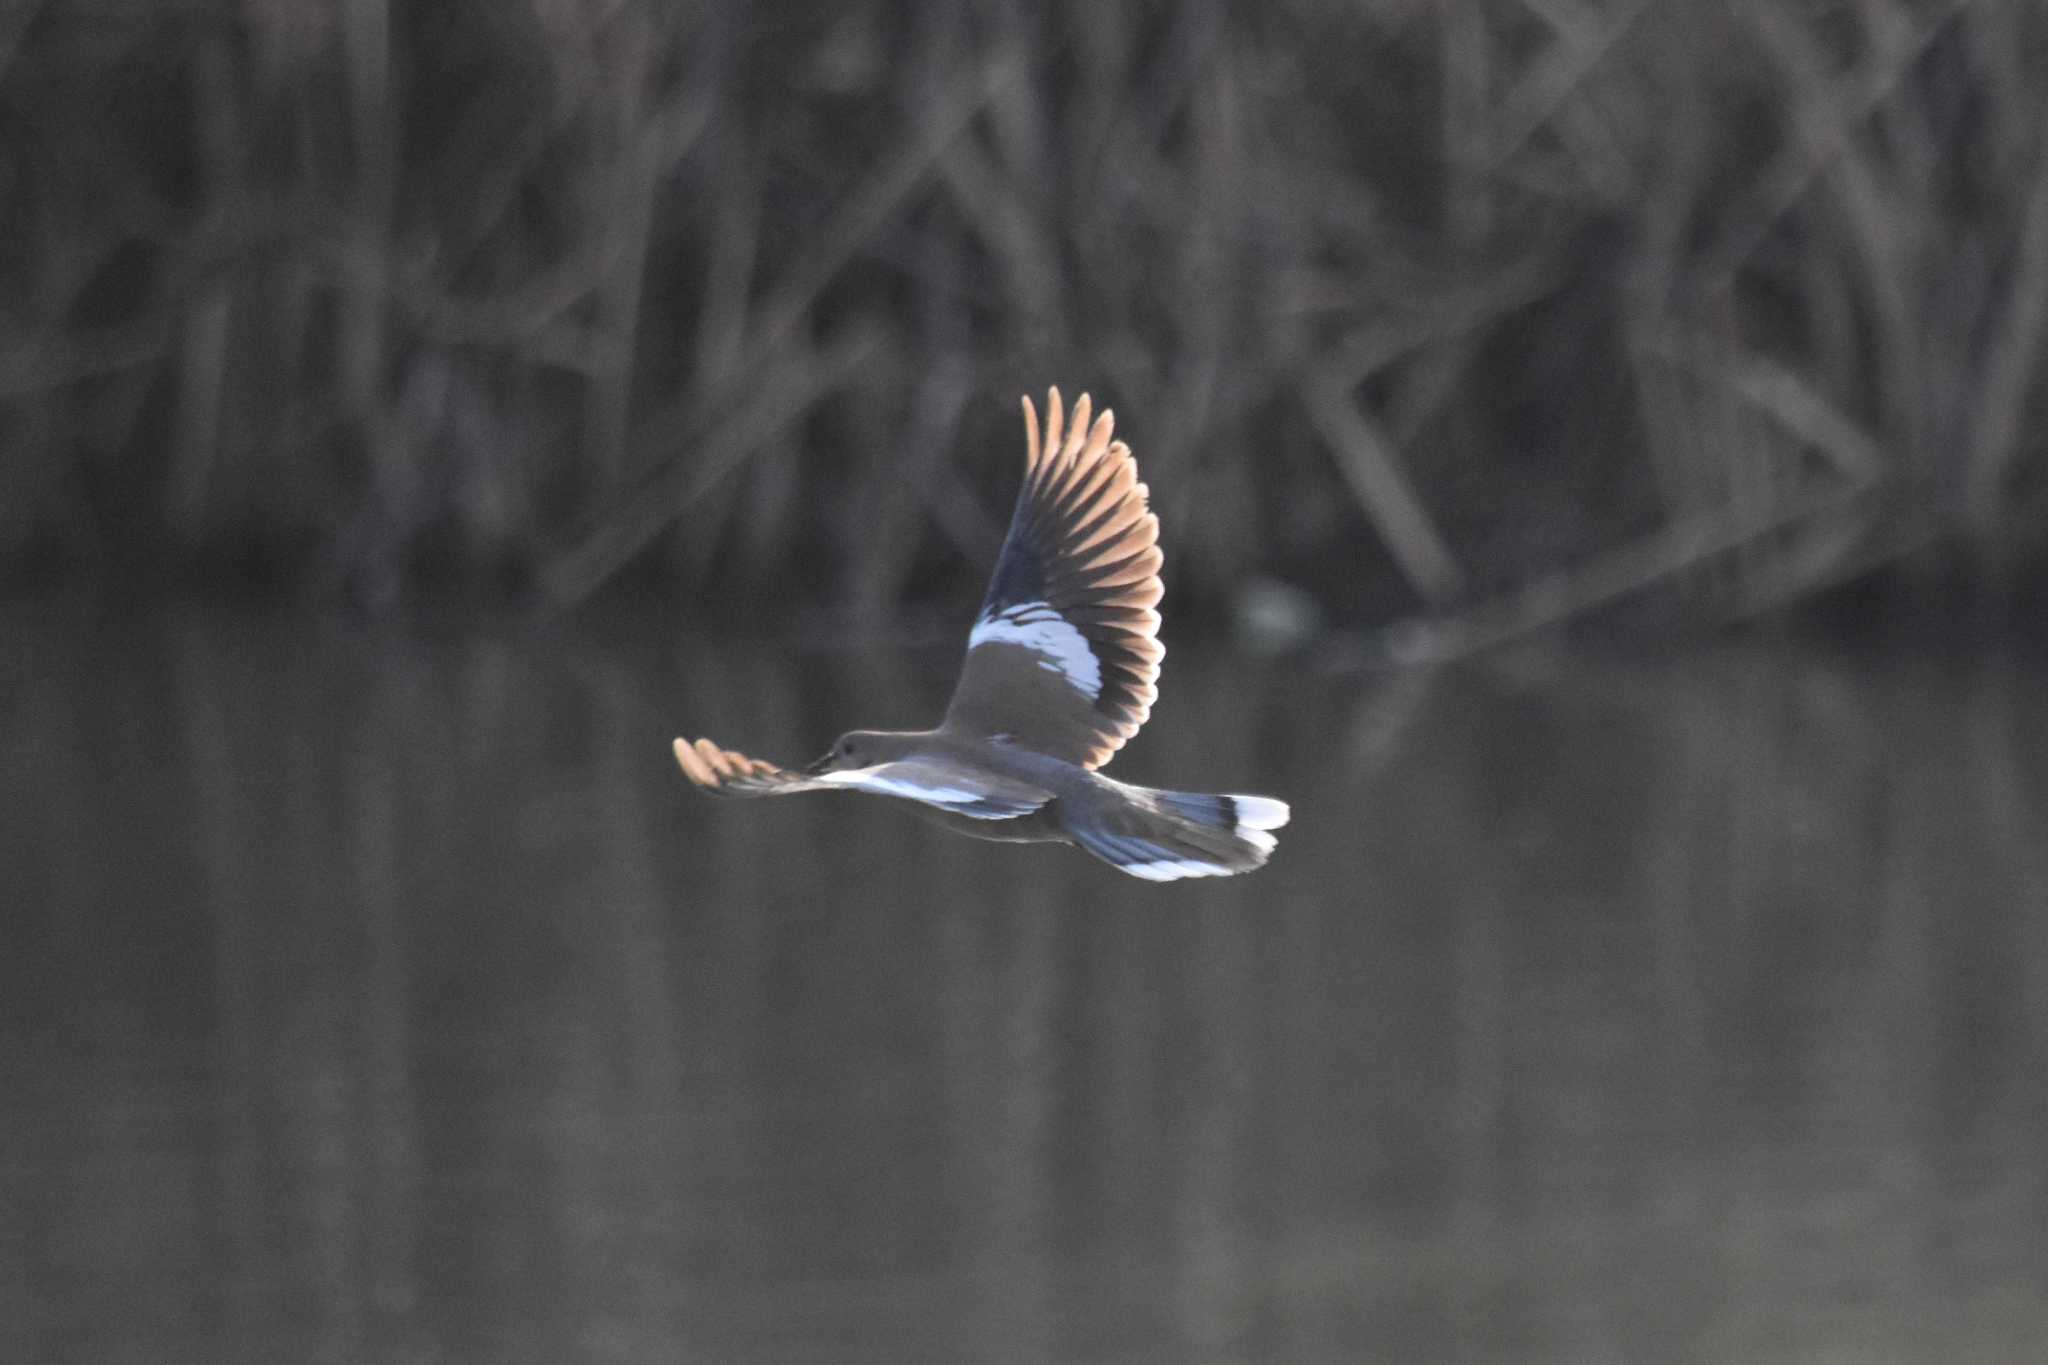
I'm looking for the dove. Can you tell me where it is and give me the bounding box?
[674,388,1288,880]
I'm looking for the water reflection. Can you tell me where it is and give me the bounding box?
[3,599,2044,1363]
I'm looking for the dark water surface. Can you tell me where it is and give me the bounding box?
[5,598,2046,1363]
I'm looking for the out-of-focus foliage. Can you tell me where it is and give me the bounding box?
[2,1,2044,632]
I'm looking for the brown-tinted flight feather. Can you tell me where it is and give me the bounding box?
[671,736,822,797]
[940,388,1165,769]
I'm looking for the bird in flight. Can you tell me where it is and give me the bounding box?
[673,388,1289,880]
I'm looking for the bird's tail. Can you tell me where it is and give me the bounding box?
[1065,784,1291,881]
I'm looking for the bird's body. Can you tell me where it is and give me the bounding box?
[674,388,1289,880]
[830,731,1281,866]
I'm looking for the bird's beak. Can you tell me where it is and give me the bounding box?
[803,750,838,776]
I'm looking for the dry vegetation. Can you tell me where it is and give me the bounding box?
[2,1,2043,637]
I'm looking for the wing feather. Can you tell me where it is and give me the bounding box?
[674,736,1052,819]
[817,757,1051,819]
[672,737,825,797]
[940,388,1166,770]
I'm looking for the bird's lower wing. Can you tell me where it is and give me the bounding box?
[814,757,1051,819]
[672,737,825,797]
[673,739,1051,820]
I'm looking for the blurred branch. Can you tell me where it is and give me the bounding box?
[1646,337,1888,484]
[0,321,171,397]
[1969,143,2048,518]
[0,1,44,87]
[1298,369,1467,606]
[538,324,886,611]
[169,288,231,538]
[1489,0,1655,171]
[1367,478,1885,667]
[636,46,1023,450]
[1311,260,1567,389]
[1363,322,1912,664]
[1708,0,1974,282]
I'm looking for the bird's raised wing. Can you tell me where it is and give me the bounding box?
[672,737,826,797]
[940,388,1164,769]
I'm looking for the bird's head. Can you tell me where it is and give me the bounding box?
[806,729,902,775]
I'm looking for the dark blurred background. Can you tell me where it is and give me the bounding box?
[6,3,2048,1362]
[5,0,2045,632]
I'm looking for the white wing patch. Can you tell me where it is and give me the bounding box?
[816,762,1047,819]
[968,602,1103,700]
[1118,856,1236,882]
[818,770,988,804]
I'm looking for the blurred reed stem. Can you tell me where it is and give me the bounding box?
[1,1,2042,629]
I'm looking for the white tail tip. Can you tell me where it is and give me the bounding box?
[1230,795,1290,831]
